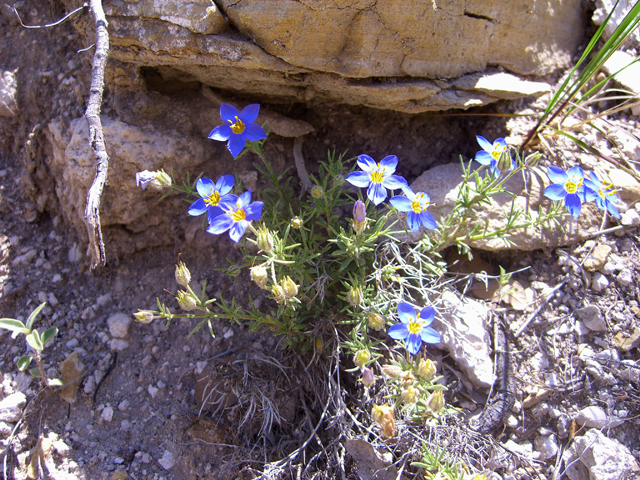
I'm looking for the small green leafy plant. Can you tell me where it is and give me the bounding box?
[0,302,61,386]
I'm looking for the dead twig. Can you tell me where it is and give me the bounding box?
[83,0,110,268]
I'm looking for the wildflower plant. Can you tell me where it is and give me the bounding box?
[133,103,623,440]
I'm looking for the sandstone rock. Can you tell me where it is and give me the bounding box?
[409,163,603,251]
[64,0,584,113]
[59,352,86,403]
[563,429,636,480]
[583,244,611,272]
[45,115,208,256]
[0,69,18,117]
[432,290,492,388]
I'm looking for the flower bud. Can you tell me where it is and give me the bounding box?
[332,174,345,187]
[177,290,198,311]
[226,265,241,277]
[311,185,324,198]
[352,199,366,234]
[347,285,363,308]
[135,170,157,190]
[134,310,156,324]
[381,364,405,378]
[417,358,436,381]
[154,170,172,187]
[362,367,375,386]
[401,386,418,404]
[250,265,268,289]
[281,276,299,299]
[271,284,286,304]
[175,260,191,288]
[367,312,385,331]
[291,216,303,229]
[426,390,445,412]
[372,404,395,438]
[354,349,370,368]
[497,149,513,174]
[256,226,274,254]
[525,152,541,168]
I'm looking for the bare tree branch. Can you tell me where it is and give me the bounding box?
[83,0,109,269]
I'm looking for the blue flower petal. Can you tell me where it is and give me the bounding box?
[606,200,621,219]
[382,174,408,190]
[229,220,249,242]
[544,184,567,201]
[206,206,224,224]
[567,166,584,181]
[239,104,260,124]
[397,303,416,324]
[475,151,493,165]
[243,123,267,142]
[220,104,240,124]
[476,135,493,152]
[390,196,412,212]
[216,175,235,195]
[379,155,398,172]
[227,134,246,158]
[420,327,441,344]
[368,182,387,205]
[346,171,371,188]
[196,177,215,197]
[564,193,582,218]
[420,211,437,230]
[207,214,233,235]
[419,306,435,325]
[356,154,377,173]
[238,190,252,207]
[547,166,568,184]
[209,124,232,142]
[407,211,422,232]
[388,322,409,340]
[405,334,423,355]
[188,198,207,216]
[245,201,264,221]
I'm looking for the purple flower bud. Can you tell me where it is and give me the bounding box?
[362,367,375,386]
[353,199,366,224]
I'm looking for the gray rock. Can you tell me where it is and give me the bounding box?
[0,392,27,422]
[432,290,493,388]
[603,54,640,116]
[593,0,640,47]
[616,268,633,287]
[591,272,609,293]
[576,305,606,332]
[575,406,623,429]
[563,429,635,480]
[107,313,132,338]
[621,208,640,226]
[0,69,18,117]
[158,450,175,470]
[534,433,559,461]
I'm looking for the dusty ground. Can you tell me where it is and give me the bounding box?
[1,2,640,480]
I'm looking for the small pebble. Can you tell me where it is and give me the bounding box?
[158,450,175,470]
[617,268,633,287]
[148,385,158,398]
[101,406,114,422]
[591,272,609,293]
[621,209,640,226]
[107,313,131,338]
[118,400,130,412]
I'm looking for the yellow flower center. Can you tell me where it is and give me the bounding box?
[491,145,507,160]
[370,169,384,184]
[565,178,581,194]
[230,208,246,222]
[205,189,221,207]
[228,116,245,134]
[408,321,422,335]
[411,193,429,213]
[602,180,617,196]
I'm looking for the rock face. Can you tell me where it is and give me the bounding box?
[65,0,585,113]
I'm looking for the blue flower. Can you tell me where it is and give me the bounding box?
[187,175,235,224]
[475,136,512,175]
[208,104,267,158]
[583,172,621,219]
[390,189,437,232]
[346,154,408,205]
[136,170,157,190]
[207,190,263,242]
[388,303,440,355]
[544,166,591,218]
